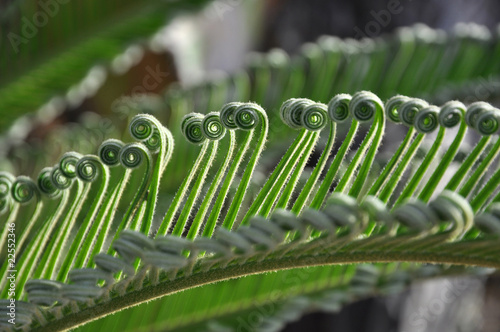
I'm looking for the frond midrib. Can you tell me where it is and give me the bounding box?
[32,237,500,332]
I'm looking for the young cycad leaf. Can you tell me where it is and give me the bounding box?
[0,0,214,132]
[2,23,500,332]
[3,88,500,331]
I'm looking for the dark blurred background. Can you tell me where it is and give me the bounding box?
[208,1,500,331]
[2,0,500,331]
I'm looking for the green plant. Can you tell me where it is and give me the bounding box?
[1,10,500,332]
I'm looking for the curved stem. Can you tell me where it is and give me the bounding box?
[292,122,336,214]
[349,113,385,199]
[0,204,19,258]
[32,245,500,332]
[379,133,425,205]
[459,136,500,198]
[273,132,319,212]
[172,141,219,236]
[58,164,109,282]
[238,130,310,225]
[91,170,131,262]
[9,192,69,299]
[335,120,378,194]
[189,131,236,240]
[394,127,446,205]
[42,182,90,279]
[470,167,500,212]
[222,113,269,230]
[120,153,153,235]
[15,200,44,253]
[158,142,210,236]
[418,121,467,202]
[445,136,491,191]
[143,129,174,236]
[202,131,253,238]
[367,127,415,197]
[310,121,359,209]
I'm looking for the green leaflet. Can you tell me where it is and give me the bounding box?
[0,0,213,132]
[2,90,500,331]
[3,22,500,332]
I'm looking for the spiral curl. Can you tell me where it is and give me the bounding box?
[76,156,102,182]
[144,128,162,152]
[11,176,38,204]
[58,152,82,179]
[280,99,313,129]
[465,102,494,131]
[414,106,440,133]
[0,172,15,200]
[215,227,253,254]
[302,208,337,233]
[234,103,263,131]
[0,300,39,327]
[98,139,124,166]
[328,94,352,123]
[37,168,59,197]
[399,98,429,127]
[349,91,384,122]
[143,251,189,270]
[201,112,226,140]
[476,109,500,135]
[129,115,155,141]
[50,166,72,190]
[220,102,242,129]
[438,101,466,128]
[119,143,150,169]
[279,98,298,126]
[300,103,328,131]
[194,237,232,256]
[47,189,482,306]
[385,95,411,123]
[181,113,206,144]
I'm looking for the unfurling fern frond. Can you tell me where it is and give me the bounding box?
[2,87,500,331]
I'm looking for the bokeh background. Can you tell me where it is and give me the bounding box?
[1,0,500,331]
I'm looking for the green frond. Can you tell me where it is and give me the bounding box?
[0,0,212,132]
[2,22,500,332]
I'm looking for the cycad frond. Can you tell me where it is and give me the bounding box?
[0,0,212,132]
[2,23,500,332]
